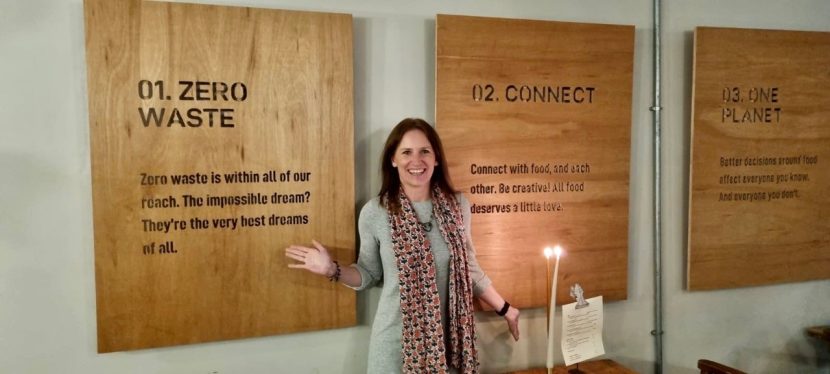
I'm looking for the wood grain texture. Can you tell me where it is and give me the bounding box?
[506,359,637,374]
[85,0,355,352]
[436,15,634,308]
[689,27,830,290]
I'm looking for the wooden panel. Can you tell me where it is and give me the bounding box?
[85,0,355,352]
[689,27,830,290]
[507,359,638,374]
[436,15,634,308]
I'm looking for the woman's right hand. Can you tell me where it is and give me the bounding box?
[285,240,335,277]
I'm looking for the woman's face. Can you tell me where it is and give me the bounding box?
[392,129,437,197]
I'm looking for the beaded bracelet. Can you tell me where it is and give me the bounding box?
[328,261,341,282]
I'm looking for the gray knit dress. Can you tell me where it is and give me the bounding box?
[348,194,491,374]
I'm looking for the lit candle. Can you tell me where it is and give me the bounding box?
[544,247,553,331]
[546,245,562,373]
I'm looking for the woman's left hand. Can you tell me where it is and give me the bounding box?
[504,306,520,341]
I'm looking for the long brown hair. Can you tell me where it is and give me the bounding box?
[378,118,456,213]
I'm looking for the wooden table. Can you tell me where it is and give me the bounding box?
[806,325,830,352]
[506,359,638,374]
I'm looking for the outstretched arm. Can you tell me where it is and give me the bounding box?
[285,240,362,288]
[477,285,520,341]
[457,193,520,341]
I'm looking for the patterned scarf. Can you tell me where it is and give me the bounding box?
[388,185,478,373]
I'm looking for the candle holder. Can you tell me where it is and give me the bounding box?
[567,362,585,374]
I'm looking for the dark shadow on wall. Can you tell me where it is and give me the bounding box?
[681,30,693,289]
[424,18,436,123]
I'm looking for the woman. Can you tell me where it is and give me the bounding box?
[286,118,519,373]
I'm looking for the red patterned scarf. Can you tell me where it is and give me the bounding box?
[388,186,478,373]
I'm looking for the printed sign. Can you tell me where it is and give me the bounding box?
[85,0,355,351]
[689,27,830,290]
[437,15,634,307]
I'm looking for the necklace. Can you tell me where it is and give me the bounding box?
[419,214,433,232]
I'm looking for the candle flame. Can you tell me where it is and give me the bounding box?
[554,245,563,257]
[543,247,553,258]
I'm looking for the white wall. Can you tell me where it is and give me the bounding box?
[1,0,828,373]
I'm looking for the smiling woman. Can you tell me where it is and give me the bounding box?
[379,118,454,210]
[389,129,438,200]
[286,118,520,374]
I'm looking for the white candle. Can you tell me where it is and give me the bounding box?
[546,245,562,372]
[544,248,552,331]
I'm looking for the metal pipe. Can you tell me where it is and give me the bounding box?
[650,0,665,372]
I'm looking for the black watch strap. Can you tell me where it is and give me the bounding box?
[496,301,510,316]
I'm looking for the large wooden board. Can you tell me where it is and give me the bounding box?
[689,27,830,290]
[85,0,355,352]
[436,15,634,308]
